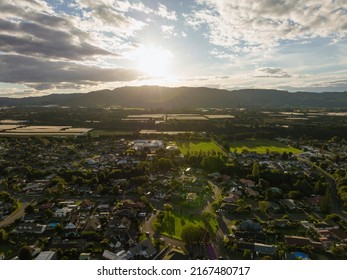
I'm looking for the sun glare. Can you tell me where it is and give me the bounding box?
[136,46,173,77]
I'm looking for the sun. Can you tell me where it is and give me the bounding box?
[136,46,173,77]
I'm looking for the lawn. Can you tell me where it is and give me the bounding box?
[157,212,217,240]
[229,139,301,154]
[176,141,225,156]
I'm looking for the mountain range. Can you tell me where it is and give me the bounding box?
[0,86,346,109]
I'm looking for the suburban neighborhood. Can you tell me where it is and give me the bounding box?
[0,118,346,260]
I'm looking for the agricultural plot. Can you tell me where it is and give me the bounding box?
[229,139,301,154]
[176,141,225,155]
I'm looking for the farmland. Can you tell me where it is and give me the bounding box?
[176,141,225,155]
[229,139,302,154]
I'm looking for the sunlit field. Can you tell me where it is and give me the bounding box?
[176,141,225,155]
[229,139,301,154]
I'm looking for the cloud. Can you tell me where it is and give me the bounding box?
[187,0,347,53]
[255,67,292,78]
[157,3,177,21]
[0,1,116,60]
[161,25,175,36]
[0,55,141,90]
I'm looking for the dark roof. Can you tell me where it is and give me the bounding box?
[329,229,347,240]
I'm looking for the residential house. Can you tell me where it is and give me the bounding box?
[223,193,239,203]
[127,238,157,259]
[13,223,47,234]
[239,220,263,232]
[186,192,197,201]
[35,251,57,260]
[114,209,137,219]
[254,243,276,256]
[83,216,101,233]
[122,200,145,210]
[284,235,323,250]
[54,207,71,218]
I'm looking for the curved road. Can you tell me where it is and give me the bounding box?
[142,211,185,249]
[0,201,29,229]
[298,157,347,221]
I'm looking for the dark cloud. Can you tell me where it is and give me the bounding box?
[255,67,291,78]
[0,55,141,89]
[0,34,112,60]
[0,2,115,60]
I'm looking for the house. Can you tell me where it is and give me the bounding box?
[223,193,239,203]
[79,253,92,260]
[279,199,296,211]
[240,179,255,188]
[54,207,71,218]
[114,209,137,219]
[13,223,47,234]
[254,243,276,256]
[79,199,95,211]
[329,228,347,242]
[65,222,77,231]
[127,238,157,259]
[35,251,57,260]
[122,200,145,210]
[239,220,263,232]
[186,192,197,201]
[102,250,131,260]
[245,187,259,197]
[284,235,323,250]
[109,217,131,231]
[83,216,101,232]
[48,237,87,251]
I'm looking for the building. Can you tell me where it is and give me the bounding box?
[35,251,57,260]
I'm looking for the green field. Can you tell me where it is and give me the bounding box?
[176,141,224,155]
[158,212,206,240]
[229,139,301,154]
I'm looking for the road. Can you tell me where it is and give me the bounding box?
[298,156,347,221]
[142,210,185,249]
[0,201,30,229]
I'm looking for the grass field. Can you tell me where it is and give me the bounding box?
[159,212,206,240]
[229,139,301,154]
[176,141,225,155]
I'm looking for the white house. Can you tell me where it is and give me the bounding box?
[54,207,71,218]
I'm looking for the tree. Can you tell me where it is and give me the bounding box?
[320,188,332,213]
[18,246,33,260]
[201,156,225,173]
[330,245,346,259]
[181,224,207,245]
[243,249,251,260]
[164,203,174,213]
[258,201,269,215]
[251,161,260,178]
[0,229,8,243]
[201,209,215,222]
[24,204,35,214]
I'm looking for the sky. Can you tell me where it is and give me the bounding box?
[0,0,347,97]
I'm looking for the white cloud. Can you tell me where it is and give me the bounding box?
[157,3,177,21]
[187,0,347,53]
[161,25,175,36]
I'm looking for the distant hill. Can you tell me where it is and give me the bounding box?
[0,86,346,109]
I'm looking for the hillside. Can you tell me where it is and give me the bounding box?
[0,86,346,108]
